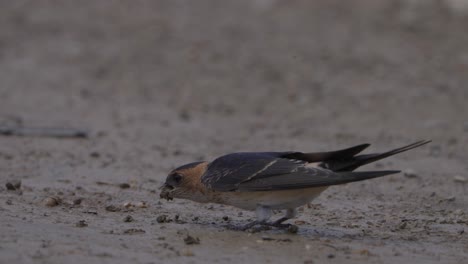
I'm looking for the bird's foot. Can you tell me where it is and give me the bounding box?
[227,221,298,233]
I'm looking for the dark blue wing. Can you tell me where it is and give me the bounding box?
[201,152,399,192]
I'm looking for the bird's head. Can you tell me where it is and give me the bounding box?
[160,161,208,201]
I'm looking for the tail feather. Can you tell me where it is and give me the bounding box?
[285,143,370,163]
[333,170,401,185]
[328,140,431,172]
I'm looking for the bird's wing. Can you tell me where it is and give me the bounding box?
[201,152,398,192]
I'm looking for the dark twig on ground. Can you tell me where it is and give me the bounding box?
[0,126,88,138]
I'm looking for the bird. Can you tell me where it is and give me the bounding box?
[160,140,430,231]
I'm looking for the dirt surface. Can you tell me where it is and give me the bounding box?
[1,1,468,263]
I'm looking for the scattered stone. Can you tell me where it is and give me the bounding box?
[403,169,418,178]
[184,235,200,245]
[179,110,191,122]
[105,205,120,212]
[123,215,134,222]
[399,222,407,229]
[75,220,88,227]
[287,225,299,234]
[453,175,467,183]
[157,215,170,223]
[181,249,195,256]
[358,249,371,256]
[44,197,61,207]
[90,152,100,158]
[119,183,130,189]
[327,253,335,259]
[73,198,83,205]
[5,182,15,191]
[135,201,148,208]
[123,228,145,234]
[5,180,20,191]
[123,201,148,208]
[6,199,12,205]
[222,216,229,221]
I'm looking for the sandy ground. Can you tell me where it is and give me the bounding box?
[1,1,468,263]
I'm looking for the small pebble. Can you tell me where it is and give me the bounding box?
[453,175,467,183]
[5,180,20,191]
[359,249,371,256]
[5,182,15,191]
[44,197,61,207]
[13,180,22,189]
[123,215,134,222]
[157,215,169,223]
[399,222,407,229]
[90,152,100,158]
[119,183,130,189]
[327,254,335,259]
[135,201,148,208]
[123,228,145,234]
[184,235,200,245]
[73,198,83,205]
[105,205,120,212]
[222,216,229,221]
[181,249,195,256]
[404,169,418,178]
[75,220,88,227]
[287,225,299,234]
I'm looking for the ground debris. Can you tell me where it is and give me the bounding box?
[184,235,200,245]
[44,196,61,207]
[287,225,299,234]
[0,126,88,138]
[73,198,83,205]
[119,183,131,189]
[156,214,171,223]
[181,249,195,256]
[261,236,292,242]
[105,205,121,212]
[123,201,148,208]
[75,220,88,227]
[403,169,418,178]
[5,180,21,191]
[123,228,145,234]
[453,175,467,183]
[123,215,134,222]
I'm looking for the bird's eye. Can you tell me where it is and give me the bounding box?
[173,173,183,183]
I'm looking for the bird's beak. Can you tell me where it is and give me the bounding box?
[159,184,174,201]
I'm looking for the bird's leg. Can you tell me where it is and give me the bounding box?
[237,205,273,231]
[271,208,297,228]
[239,220,268,231]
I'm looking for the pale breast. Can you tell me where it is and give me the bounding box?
[218,187,328,210]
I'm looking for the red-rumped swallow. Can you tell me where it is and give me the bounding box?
[160,140,430,231]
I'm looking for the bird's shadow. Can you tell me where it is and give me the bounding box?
[196,220,367,240]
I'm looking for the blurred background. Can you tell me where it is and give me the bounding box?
[1,1,468,263]
[1,0,467,182]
